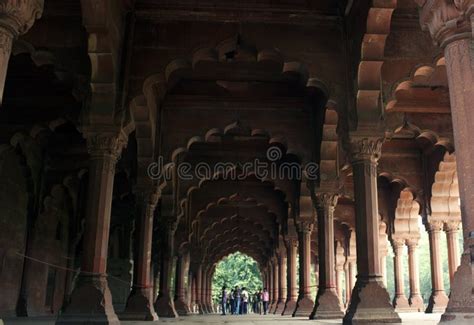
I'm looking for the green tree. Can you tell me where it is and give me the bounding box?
[211,252,263,303]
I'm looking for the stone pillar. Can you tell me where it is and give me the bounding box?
[275,252,287,314]
[282,238,298,315]
[190,274,196,314]
[57,132,128,324]
[445,221,461,284]
[380,254,388,287]
[200,268,208,314]
[155,253,178,317]
[0,0,43,104]
[344,260,351,308]
[271,257,280,313]
[311,194,344,319]
[418,2,474,322]
[174,253,190,315]
[392,239,410,311]
[121,192,159,321]
[335,243,346,306]
[343,137,400,324]
[195,266,204,314]
[268,260,275,311]
[293,221,315,317]
[407,239,424,312]
[426,221,449,313]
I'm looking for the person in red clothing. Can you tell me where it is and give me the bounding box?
[262,287,270,315]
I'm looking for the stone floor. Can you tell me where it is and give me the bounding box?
[2,313,442,325]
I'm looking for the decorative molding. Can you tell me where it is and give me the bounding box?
[417,0,474,47]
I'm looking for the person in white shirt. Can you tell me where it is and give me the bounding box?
[241,287,249,314]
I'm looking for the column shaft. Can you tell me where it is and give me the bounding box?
[275,254,287,314]
[57,133,126,324]
[392,241,409,311]
[426,223,449,313]
[311,195,344,319]
[343,139,400,324]
[441,23,474,321]
[293,223,314,317]
[122,195,158,320]
[282,238,298,315]
[407,242,424,311]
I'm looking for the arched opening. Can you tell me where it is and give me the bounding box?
[211,252,263,314]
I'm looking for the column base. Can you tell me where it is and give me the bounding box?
[343,278,401,324]
[274,300,286,314]
[440,252,474,322]
[393,295,411,312]
[292,296,314,317]
[408,295,425,312]
[120,288,158,321]
[154,295,178,318]
[270,300,279,313]
[425,290,449,313]
[281,299,297,315]
[310,288,344,319]
[174,298,190,316]
[56,274,119,325]
[197,303,206,314]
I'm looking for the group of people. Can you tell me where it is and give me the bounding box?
[220,286,270,315]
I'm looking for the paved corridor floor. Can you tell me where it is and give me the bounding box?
[2,313,442,325]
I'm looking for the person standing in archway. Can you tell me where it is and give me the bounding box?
[234,286,241,315]
[221,286,228,315]
[241,287,249,314]
[262,287,269,315]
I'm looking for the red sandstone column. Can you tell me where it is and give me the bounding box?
[426,221,449,313]
[190,274,196,313]
[174,253,190,315]
[275,252,287,314]
[343,137,400,323]
[444,221,461,284]
[282,238,298,315]
[392,239,410,311]
[311,194,344,319]
[122,192,159,321]
[418,2,474,322]
[407,239,424,312]
[155,251,178,317]
[271,257,280,313]
[195,266,204,314]
[293,221,315,317]
[268,260,275,311]
[57,132,128,324]
[200,268,208,314]
[335,244,346,306]
[0,0,43,104]
[344,261,351,308]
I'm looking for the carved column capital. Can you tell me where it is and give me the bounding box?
[417,0,474,47]
[286,237,299,249]
[391,237,406,249]
[406,237,420,248]
[84,130,128,161]
[314,193,339,210]
[444,220,461,233]
[0,0,44,36]
[349,137,384,163]
[427,220,445,232]
[297,220,314,234]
